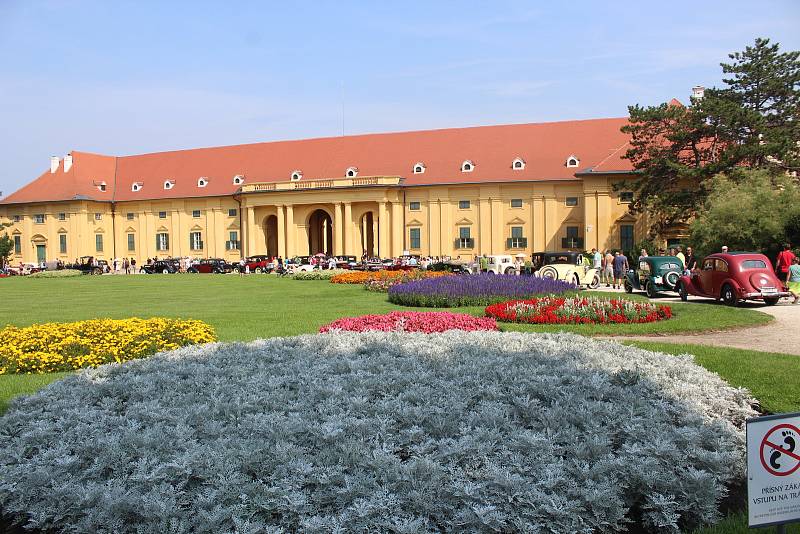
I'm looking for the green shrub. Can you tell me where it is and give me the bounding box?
[28,269,83,279]
[291,269,349,280]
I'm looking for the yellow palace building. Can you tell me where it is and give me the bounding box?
[0,117,651,266]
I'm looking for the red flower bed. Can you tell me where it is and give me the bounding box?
[485,296,672,324]
[319,311,498,333]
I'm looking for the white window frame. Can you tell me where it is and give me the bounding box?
[156,233,169,251]
[132,182,142,192]
[98,181,107,192]
[413,162,426,174]
[566,155,580,168]
[233,175,245,185]
[291,170,303,181]
[512,157,525,170]
[190,231,203,250]
[346,167,358,177]
[461,160,474,173]
[164,180,175,190]
[198,177,208,188]
[34,214,45,224]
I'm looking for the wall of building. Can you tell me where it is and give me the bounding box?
[0,174,647,266]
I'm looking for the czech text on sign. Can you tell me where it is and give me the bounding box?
[747,412,800,528]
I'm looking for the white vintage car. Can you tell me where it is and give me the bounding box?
[466,255,518,274]
[533,251,600,289]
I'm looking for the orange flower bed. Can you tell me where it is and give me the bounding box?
[330,269,450,285]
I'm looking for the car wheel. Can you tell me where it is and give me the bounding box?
[188,268,198,274]
[539,266,558,280]
[624,280,633,293]
[163,269,169,274]
[764,297,780,306]
[721,284,739,307]
[504,267,515,275]
[665,271,680,288]
[254,267,262,274]
[588,273,600,289]
[646,282,659,298]
[573,274,581,288]
[678,282,688,301]
[93,268,102,275]
[232,267,240,274]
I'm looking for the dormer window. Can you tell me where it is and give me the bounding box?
[566,155,580,168]
[164,180,175,190]
[131,182,143,192]
[197,177,208,188]
[233,175,245,185]
[413,162,426,174]
[345,167,358,177]
[98,181,107,192]
[512,158,525,170]
[461,160,474,173]
[291,170,303,181]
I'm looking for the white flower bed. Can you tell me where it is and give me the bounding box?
[0,332,755,533]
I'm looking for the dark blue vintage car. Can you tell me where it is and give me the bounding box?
[624,256,683,297]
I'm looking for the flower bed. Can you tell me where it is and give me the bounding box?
[486,296,673,324]
[364,270,453,292]
[28,269,83,278]
[388,273,575,307]
[291,268,349,280]
[0,332,754,532]
[0,318,216,374]
[320,311,498,333]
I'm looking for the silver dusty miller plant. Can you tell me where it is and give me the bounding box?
[0,332,755,533]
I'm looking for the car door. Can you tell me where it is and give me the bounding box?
[694,258,715,296]
[712,258,730,296]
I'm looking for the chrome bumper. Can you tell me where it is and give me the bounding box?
[743,291,792,299]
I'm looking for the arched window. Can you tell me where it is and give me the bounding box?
[512,157,525,170]
[413,162,426,174]
[164,180,175,190]
[461,160,474,173]
[346,167,358,177]
[233,175,245,185]
[566,155,580,168]
[291,170,303,181]
[197,177,208,188]
[131,182,142,192]
[98,181,107,192]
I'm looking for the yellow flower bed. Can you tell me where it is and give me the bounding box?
[0,318,217,374]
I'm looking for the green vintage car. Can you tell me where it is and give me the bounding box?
[624,256,683,297]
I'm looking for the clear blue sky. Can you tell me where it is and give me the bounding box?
[1,0,798,195]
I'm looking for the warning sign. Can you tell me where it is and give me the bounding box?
[747,412,800,528]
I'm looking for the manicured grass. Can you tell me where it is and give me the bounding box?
[0,276,772,340]
[0,372,71,414]
[695,513,799,533]
[623,341,800,414]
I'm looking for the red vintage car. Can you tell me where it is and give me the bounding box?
[677,252,791,306]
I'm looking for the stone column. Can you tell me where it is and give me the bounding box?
[478,197,491,255]
[285,205,295,257]
[391,201,403,257]
[343,202,353,255]
[378,201,388,258]
[276,205,286,258]
[334,202,344,256]
[491,197,503,255]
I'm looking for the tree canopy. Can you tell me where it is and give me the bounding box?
[621,38,800,236]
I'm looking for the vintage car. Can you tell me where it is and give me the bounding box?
[240,255,272,273]
[677,252,791,306]
[140,260,180,274]
[188,258,233,274]
[427,260,471,274]
[485,255,517,275]
[334,255,358,269]
[533,251,600,288]
[70,256,104,275]
[7,262,43,276]
[624,256,683,297]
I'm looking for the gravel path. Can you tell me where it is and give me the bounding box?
[593,286,800,355]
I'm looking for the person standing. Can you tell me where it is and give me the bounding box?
[787,257,800,304]
[721,245,729,253]
[603,249,614,287]
[638,248,648,262]
[591,248,602,271]
[612,250,628,290]
[676,246,686,268]
[479,254,488,274]
[775,243,796,284]
[684,247,697,274]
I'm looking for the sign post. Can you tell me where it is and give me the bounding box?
[747,412,800,531]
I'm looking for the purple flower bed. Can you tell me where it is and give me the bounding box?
[388,273,576,307]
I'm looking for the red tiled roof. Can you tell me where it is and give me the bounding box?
[1,117,634,205]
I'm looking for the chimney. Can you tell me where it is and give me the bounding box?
[50,156,59,174]
[63,153,73,172]
[691,85,705,100]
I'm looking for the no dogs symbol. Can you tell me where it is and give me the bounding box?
[760,423,800,476]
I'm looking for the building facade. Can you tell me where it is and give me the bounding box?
[0,117,652,265]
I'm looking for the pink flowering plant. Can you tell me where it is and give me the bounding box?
[319,311,498,333]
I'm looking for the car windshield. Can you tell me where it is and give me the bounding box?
[658,263,681,270]
[740,259,767,270]
[545,255,573,264]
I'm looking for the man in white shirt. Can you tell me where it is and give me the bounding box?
[591,248,602,270]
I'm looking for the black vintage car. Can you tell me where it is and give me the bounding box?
[70,256,104,275]
[427,261,470,274]
[624,256,683,297]
[140,260,179,274]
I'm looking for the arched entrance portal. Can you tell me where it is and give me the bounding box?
[308,209,333,255]
[360,212,375,258]
[263,215,278,258]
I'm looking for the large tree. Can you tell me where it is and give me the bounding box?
[0,230,12,269]
[621,38,800,236]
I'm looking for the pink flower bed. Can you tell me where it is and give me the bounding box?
[319,311,498,333]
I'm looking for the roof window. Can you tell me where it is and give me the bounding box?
[346,167,358,177]
[291,170,303,181]
[198,177,208,188]
[164,180,175,190]
[461,160,474,173]
[566,155,580,168]
[512,157,525,170]
[131,182,143,192]
[413,162,426,174]
[233,175,245,185]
